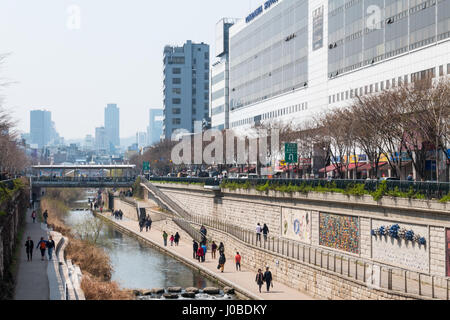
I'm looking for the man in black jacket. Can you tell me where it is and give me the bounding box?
[193,240,199,259]
[25,237,34,262]
[263,267,273,292]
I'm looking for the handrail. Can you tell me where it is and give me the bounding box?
[147,179,450,300]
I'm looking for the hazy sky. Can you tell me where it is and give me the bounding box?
[0,0,254,139]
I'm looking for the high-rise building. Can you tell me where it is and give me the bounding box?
[136,131,148,149]
[95,127,108,154]
[147,108,163,146]
[219,0,450,130]
[162,40,210,139]
[84,134,95,151]
[211,18,238,130]
[104,104,120,152]
[30,110,52,148]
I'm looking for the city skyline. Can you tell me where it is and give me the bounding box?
[0,0,251,139]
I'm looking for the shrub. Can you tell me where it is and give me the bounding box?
[81,273,134,300]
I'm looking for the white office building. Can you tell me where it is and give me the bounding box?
[210,0,450,130]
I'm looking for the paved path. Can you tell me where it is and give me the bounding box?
[14,209,50,300]
[98,212,315,300]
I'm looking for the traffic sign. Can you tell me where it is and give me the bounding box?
[285,143,298,164]
[143,161,150,171]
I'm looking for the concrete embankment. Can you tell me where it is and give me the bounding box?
[95,210,314,300]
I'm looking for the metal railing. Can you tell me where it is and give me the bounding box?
[149,177,450,200]
[187,213,450,300]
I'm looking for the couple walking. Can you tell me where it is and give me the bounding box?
[25,236,56,262]
[255,267,273,293]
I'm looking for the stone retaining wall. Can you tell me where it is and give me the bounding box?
[113,198,138,221]
[150,183,450,279]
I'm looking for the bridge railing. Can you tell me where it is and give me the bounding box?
[31,176,136,183]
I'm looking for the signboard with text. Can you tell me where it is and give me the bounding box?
[285,143,298,164]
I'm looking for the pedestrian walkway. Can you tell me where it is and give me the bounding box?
[98,212,315,300]
[14,209,50,300]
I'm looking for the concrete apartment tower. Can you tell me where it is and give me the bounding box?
[147,108,163,146]
[162,40,210,139]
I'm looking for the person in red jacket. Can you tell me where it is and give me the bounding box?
[197,246,204,263]
[235,252,242,271]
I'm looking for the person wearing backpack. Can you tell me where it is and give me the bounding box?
[36,237,47,261]
[47,236,56,260]
[25,237,34,262]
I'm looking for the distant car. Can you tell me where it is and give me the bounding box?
[198,171,209,178]
[380,177,400,181]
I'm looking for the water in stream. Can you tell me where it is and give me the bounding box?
[64,198,236,300]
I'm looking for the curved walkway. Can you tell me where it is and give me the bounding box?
[98,212,315,300]
[14,209,50,300]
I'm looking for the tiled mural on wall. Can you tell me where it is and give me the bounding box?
[319,213,360,254]
[282,208,311,244]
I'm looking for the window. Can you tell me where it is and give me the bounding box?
[193,109,196,115]
[172,118,181,125]
[204,83,209,90]
[172,98,181,104]
[375,83,379,92]
[205,102,209,109]
[350,89,353,98]
[360,87,363,96]
[192,98,196,105]
[192,78,197,84]
[173,78,181,84]
[439,65,444,76]
[346,91,349,100]
[205,63,209,69]
[173,68,181,74]
[172,88,181,94]
[392,78,395,87]
[365,86,368,94]
[380,81,384,90]
[448,64,450,74]
[204,52,209,59]
[204,93,209,100]
[404,75,408,84]
[337,93,340,102]
[205,73,209,81]
[369,84,373,93]
[192,88,196,94]
[341,92,344,100]
[386,80,390,89]
[172,108,181,114]
[333,95,335,103]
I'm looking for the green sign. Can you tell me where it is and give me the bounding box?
[285,143,298,164]
[143,161,150,171]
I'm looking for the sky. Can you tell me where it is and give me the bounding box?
[0,0,254,140]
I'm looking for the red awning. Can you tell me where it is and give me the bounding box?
[358,162,388,172]
[319,164,340,173]
[228,167,240,173]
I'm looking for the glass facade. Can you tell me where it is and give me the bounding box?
[229,0,309,110]
[328,0,450,78]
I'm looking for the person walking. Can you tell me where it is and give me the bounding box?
[145,218,152,232]
[43,210,48,224]
[218,253,226,273]
[36,237,47,261]
[162,231,168,246]
[193,240,199,259]
[263,267,273,292]
[47,236,56,261]
[200,225,207,243]
[256,223,262,243]
[25,237,34,262]
[211,241,217,259]
[31,211,37,223]
[262,223,269,242]
[201,243,207,262]
[235,252,242,271]
[139,219,144,232]
[170,234,175,246]
[174,232,180,246]
[255,269,264,293]
[197,245,204,263]
[218,242,225,256]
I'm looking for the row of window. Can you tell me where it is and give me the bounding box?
[230,102,308,128]
[328,64,450,104]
